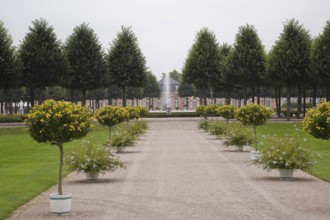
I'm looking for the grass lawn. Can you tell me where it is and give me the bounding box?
[0,124,109,220]
[256,122,330,182]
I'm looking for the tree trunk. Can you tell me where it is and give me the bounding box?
[297,84,302,119]
[327,85,330,102]
[243,87,248,106]
[313,85,317,107]
[278,87,282,117]
[257,85,260,105]
[38,88,43,105]
[58,143,64,195]
[122,86,127,107]
[30,88,35,107]
[286,85,291,121]
[151,97,154,110]
[252,86,255,103]
[70,89,74,103]
[303,88,306,117]
[82,90,86,106]
[186,97,189,110]
[0,102,3,114]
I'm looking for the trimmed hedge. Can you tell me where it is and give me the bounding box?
[0,114,27,123]
[145,111,199,118]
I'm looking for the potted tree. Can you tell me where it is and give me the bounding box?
[95,106,128,149]
[25,99,94,215]
[217,104,237,124]
[235,104,272,159]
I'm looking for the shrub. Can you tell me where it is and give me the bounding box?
[111,129,136,150]
[128,120,148,136]
[196,105,207,118]
[0,114,27,123]
[303,102,330,139]
[66,139,124,175]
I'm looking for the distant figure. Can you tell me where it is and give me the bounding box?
[19,100,24,114]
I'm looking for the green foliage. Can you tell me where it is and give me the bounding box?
[303,102,330,139]
[128,120,147,136]
[217,105,236,123]
[198,119,209,131]
[235,104,272,126]
[95,106,128,128]
[0,114,27,123]
[25,99,94,145]
[107,26,147,106]
[19,19,67,106]
[0,21,21,89]
[64,23,105,105]
[65,139,124,175]
[204,105,218,117]
[232,24,265,89]
[208,121,227,137]
[311,21,330,88]
[125,106,140,120]
[182,27,221,104]
[111,129,136,149]
[143,71,160,98]
[257,134,317,171]
[223,123,254,147]
[196,105,207,117]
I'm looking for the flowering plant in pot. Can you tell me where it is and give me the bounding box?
[255,134,317,179]
[235,104,272,158]
[223,123,254,151]
[95,106,128,148]
[66,139,124,181]
[25,99,94,215]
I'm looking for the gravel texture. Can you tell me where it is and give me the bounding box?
[8,118,330,220]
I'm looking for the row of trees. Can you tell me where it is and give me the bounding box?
[0,19,160,113]
[182,19,330,120]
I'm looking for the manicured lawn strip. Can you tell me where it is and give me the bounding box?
[257,122,330,182]
[0,123,110,219]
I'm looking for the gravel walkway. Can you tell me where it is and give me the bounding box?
[8,118,330,220]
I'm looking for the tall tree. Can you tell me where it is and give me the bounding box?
[64,23,105,106]
[267,19,311,120]
[182,27,221,105]
[107,26,147,107]
[231,24,266,105]
[19,18,67,106]
[311,21,330,102]
[178,77,195,110]
[0,21,22,113]
[168,69,181,82]
[143,71,160,110]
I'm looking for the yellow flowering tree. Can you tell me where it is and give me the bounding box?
[95,106,128,146]
[235,104,272,151]
[303,102,330,139]
[25,99,94,195]
[217,105,237,124]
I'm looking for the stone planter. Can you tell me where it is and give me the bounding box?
[234,146,243,152]
[49,192,72,215]
[85,172,99,181]
[250,150,262,161]
[279,169,293,180]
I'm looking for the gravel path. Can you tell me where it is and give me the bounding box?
[8,118,330,220]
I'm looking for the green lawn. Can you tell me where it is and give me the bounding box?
[256,122,330,182]
[0,124,109,219]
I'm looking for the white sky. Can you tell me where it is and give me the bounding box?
[1,0,329,80]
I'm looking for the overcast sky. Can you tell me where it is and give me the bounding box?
[1,0,329,80]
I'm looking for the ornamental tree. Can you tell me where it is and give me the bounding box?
[217,105,237,124]
[95,106,128,146]
[303,102,330,139]
[25,99,94,195]
[107,26,147,107]
[235,104,272,151]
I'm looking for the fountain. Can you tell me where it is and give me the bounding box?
[163,73,171,114]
